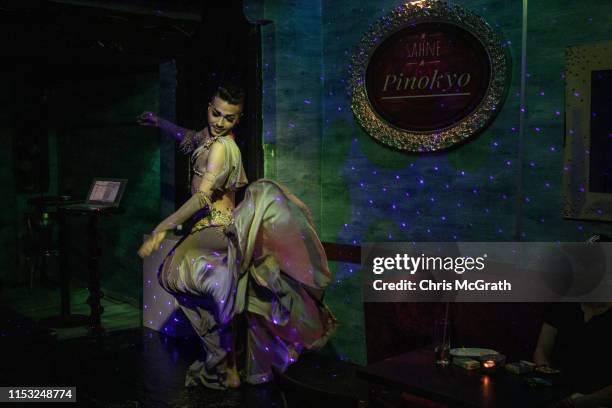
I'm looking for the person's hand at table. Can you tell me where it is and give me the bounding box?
[138,231,167,258]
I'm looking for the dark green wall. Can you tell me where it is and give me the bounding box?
[54,72,160,299]
[0,68,160,302]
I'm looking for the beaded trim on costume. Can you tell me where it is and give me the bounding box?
[180,130,205,154]
[191,207,233,232]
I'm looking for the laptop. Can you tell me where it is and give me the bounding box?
[64,178,128,211]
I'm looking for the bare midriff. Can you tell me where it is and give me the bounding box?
[191,176,235,216]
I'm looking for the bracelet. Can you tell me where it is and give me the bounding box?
[196,191,212,208]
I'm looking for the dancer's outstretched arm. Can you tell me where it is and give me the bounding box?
[137,111,193,141]
[138,141,226,258]
[137,111,210,152]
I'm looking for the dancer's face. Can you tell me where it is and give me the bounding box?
[207,96,242,137]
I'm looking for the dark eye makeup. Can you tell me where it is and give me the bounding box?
[211,108,236,122]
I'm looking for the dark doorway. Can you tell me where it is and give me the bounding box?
[175,2,263,205]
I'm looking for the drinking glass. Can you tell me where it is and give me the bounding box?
[434,319,451,366]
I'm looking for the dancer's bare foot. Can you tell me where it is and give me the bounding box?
[225,367,241,388]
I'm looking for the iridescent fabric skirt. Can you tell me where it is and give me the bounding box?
[158,179,337,389]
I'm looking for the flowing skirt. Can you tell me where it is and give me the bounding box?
[158,179,337,388]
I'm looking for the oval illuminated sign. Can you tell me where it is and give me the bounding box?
[350,1,510,152]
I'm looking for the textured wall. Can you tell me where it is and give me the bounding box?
[521,1,612,240]
[250,0,324,228]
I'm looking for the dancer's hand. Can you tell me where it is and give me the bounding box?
[137,111,159,127]
[138,231,167,258]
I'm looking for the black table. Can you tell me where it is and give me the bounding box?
[42,205,125,336]
[357,348,572,408]
[24,195,78,286]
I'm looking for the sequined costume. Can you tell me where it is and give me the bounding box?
[153,132,336,389]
